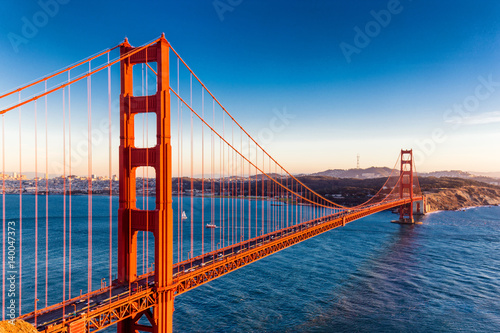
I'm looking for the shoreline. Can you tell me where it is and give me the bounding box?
[424,185,500,212]
[426,203,500,215]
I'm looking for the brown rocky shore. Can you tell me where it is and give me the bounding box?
[424,185,500,212]
[0,319,37,332]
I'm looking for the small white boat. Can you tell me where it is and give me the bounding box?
[182,211,188,220]
[205,223,217,229]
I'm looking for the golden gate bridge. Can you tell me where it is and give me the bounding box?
[0,34,424,332]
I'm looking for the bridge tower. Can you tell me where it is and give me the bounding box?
[399,149,414,223]
[118,35,174,333]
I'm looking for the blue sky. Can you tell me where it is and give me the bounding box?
[0,0,499,174]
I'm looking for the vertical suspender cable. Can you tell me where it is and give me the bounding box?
[248,136,250,239]
[68,71,72,300]
[268,160,271,233]
[229,126,232,245]
[177,58,180,263]
[222,114,225,247]
[274,161,277,232]
[18,91,22,316]
[240,129,243,242]
[271,159,273,233]
[87,61,93,298]
[190,74,193,259]
[180,104,183,261]
[299,184,302,224]
[1,114,4,321]
[45,82,48,308]
[219,137,222,248]
[280,168,283,229]
[34,100,38,324]
[285,170,290,228]
[280,169,287,228]
[228,136,231,245]
[231,123,234,245]
[230,136,232,245]
[212,99,215,252]
[275,163,278,231]
[108,54,112,299]
[179,59,184,261]
[261,151,265,235]
[255,145,257,237]
[201,88,204,256]
[62,87,67,319]
[227,143,230,245]
[267,158,271,234]
[142,63,145,274]
[145,52,149,276]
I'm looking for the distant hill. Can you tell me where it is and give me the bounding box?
[419,170,474,178]
[307,168,500,186]
[418,170,500,185]
[310,167,393,179]
[468,171,500,178]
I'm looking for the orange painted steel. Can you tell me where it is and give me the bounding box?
[4,35,426,333]
[0,46,119,101]
[168,45,351,210]
[171,87,347,210]
[399,149,414,222]
[172,197,421,296]
[0,38,161,115]
[21,286,157,333]
[117,35,174,333]
[19,197,421,333]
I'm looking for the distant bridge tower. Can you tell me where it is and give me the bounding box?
[357,153,360,169]
[398,149,414,223]
[118,35,174,333]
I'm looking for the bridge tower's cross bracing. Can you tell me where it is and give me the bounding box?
[118,35,174,333]
[399,149,414,223]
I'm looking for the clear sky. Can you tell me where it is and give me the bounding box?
[0,0,499,174]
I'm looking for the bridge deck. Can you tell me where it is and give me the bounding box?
[19,197,421,332]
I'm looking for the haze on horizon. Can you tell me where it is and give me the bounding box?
[0,1,499,176]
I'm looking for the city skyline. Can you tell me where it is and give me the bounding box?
[0,1,499,174]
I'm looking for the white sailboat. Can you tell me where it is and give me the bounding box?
[181,211,188,220]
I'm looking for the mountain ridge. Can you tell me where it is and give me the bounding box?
[306,167,500,185]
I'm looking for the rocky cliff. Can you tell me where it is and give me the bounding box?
[425,186,500,212]
[0,319,37,333]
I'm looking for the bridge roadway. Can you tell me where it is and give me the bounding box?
[20,197,420,332]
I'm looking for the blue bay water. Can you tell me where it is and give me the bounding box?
[172,206,500,332]
[0,195,499,332]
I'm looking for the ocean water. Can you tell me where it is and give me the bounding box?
[172,206,500,332]
[1,195,499,332]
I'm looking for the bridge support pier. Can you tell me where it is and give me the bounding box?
[118,35,174,333]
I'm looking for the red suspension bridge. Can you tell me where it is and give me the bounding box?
[0,35,424,332]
